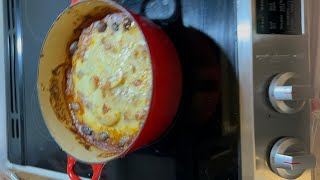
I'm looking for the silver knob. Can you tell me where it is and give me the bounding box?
[269,72,312,114]
[269,137,316,179]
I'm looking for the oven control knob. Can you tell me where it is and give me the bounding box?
[269,72,312,114]
[269,137,316,179]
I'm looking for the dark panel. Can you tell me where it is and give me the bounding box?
[256,0,302,34]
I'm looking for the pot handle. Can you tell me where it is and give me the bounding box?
[67,156,105,180]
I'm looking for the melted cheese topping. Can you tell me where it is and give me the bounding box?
[67,13,152,153]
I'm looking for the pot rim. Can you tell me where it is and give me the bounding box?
[37,0,154,164]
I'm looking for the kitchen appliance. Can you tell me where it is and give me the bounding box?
[3,0,317,179]
[238,0,317,179]
[3,0,238,179]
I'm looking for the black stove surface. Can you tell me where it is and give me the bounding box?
[5,0,239,179]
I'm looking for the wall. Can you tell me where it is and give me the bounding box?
[310,0,320,179]
[311,0,320,98]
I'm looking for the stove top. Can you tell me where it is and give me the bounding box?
[3,0,239,179]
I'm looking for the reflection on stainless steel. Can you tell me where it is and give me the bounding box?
[237,0,255,179]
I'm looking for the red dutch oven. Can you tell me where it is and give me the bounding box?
[37,0,182,179]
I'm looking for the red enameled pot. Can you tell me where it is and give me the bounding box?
[37,0,182,179]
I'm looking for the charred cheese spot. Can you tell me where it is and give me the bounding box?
[66,13,152,155]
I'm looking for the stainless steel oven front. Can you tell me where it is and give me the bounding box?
[238,0,316,179]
